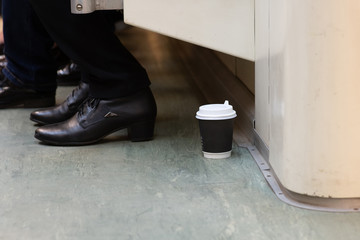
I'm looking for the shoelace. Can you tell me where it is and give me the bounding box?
[67,84,87,107]
[70,84,82,99]
[78,98,100,118]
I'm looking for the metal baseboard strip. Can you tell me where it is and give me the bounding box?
[250,133,360,212]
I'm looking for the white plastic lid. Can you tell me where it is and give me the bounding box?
[203,150,232,159]
[196,100,237,120]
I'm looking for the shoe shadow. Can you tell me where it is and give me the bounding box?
[36,129,130,147]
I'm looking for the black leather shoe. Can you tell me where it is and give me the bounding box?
[57,62,81,86]
[0,49,80,87]
[34,88,157,146]
[0,77,55,109]
[0,55,7,68]
[30,81,89,125]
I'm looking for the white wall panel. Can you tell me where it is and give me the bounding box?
[255,0,270,147]
[124,0,255,61]
[269,0,360,198]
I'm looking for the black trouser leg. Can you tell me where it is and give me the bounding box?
[29,0,150,99]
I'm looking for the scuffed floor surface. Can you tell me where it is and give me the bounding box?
[1,27,360,240]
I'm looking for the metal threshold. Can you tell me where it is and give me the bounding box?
[249,136,360,212]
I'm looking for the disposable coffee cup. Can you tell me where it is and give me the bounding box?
[196,100,237,159]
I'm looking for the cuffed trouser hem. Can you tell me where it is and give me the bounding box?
[2,66,57,93]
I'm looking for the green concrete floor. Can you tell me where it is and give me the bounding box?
[1,27,360,240]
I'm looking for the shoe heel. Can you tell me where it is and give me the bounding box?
[128,120,155,142]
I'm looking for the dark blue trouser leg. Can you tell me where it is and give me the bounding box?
[2,0,57,93]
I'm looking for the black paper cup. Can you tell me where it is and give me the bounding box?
[196,101,237,159]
